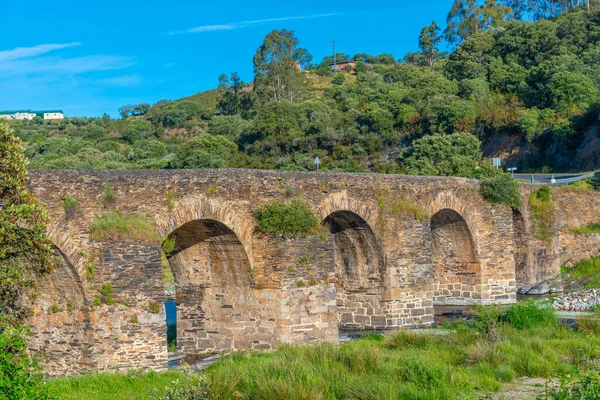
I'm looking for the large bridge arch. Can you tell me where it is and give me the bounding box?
[429,208,481,304]
[319,193,388,330]
[27,240,94,376]
[159,203,275,357]
[154,196,255,270]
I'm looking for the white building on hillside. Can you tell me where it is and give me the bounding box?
[0,110,64,120]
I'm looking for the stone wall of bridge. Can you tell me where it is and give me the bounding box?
[23,169,600,376]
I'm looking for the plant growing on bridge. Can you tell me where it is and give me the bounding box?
[0,122,55,398]
[529,186,556,242]
[100,283,112,296]
[104,183,115,202]
[162,237,176,257]
[479,174,522,209]
[149,302,160,314]
[90,212,159,241]
[63,195,79,220]
[254,198,318,237]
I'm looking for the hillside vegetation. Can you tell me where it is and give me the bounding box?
[13,2,600,175]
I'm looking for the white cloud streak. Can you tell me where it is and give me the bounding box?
[0,42,82,61]
[169,13,337,35]
[0,55,134,78]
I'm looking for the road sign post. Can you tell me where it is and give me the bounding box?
[493,158,502,170]
[507,167,517,178]
[314,156,321,171]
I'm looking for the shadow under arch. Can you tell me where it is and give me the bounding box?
[27,245,94,376]
[512,208,530,289]
[430,208,481,305]
[165,219,254,287]
[321,210,386,330]
[162,218,270,358]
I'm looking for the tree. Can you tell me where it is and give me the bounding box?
[445,0,512,47]
[402,133,485,177]
[445,0,481,47]
[119,105,134,119]
[133,103,150,116]
[419,21,442,66]
[121,120,154,144]
[253,29,312,102]
[170,134,238,168]
[216,72,255,118]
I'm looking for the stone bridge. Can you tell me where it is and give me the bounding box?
[25,169,600,376]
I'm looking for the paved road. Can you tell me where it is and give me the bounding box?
[513,173,595,184]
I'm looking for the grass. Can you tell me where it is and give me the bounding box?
[48,303,600,400]
[529,186,556,242]
[47,370,185,400]
[90,212,159,241]
[572,222,600,235]
[562,256,600,289]
[386,198,428,222]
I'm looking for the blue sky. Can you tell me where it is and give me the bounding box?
[1,0,454,117]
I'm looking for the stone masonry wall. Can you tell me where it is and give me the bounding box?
[26,168,598,375]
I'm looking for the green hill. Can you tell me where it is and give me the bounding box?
[12,4,600,176]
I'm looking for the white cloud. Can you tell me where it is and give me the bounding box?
[0,44,134,78]
[0,42,82,61]
[169,13,338,35]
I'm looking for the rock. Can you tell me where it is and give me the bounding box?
[517,286,533,295]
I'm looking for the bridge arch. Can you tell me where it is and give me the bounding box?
[160,207,274,357]
[430,207,481,304]
[28,240,93,376]
[320,203,387,330]
[512,208,531,289]
[154,196,254,270]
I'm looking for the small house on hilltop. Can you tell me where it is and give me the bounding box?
[0,110,64,120]
[331,60,357,74]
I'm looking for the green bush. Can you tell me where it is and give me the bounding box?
[479,174,522,209]
[504,301,556,330]
[254,198,318,237]
[547,370,600,399]
[0,327,51,400]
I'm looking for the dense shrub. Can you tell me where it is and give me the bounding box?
[504,301,557,330]
[0,122,55,397]
[0,327,50,400]
[479,174,523,209]
[254,198,318,237]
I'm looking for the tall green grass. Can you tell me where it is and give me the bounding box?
[47,370,184,400]
[563,256,600,289]
[48,303,600,400]
[90,212,159,241]
[572,222,600,235]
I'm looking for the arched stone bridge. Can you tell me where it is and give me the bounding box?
[25,169,600,376]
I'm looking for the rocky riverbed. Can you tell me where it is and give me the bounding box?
[552,289,600,312]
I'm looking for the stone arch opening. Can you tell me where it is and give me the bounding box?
[512,209,529,289]
[163,219,264,360]
[431,208,481,304]
[322,210,386,330]
[28,245,93,376]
